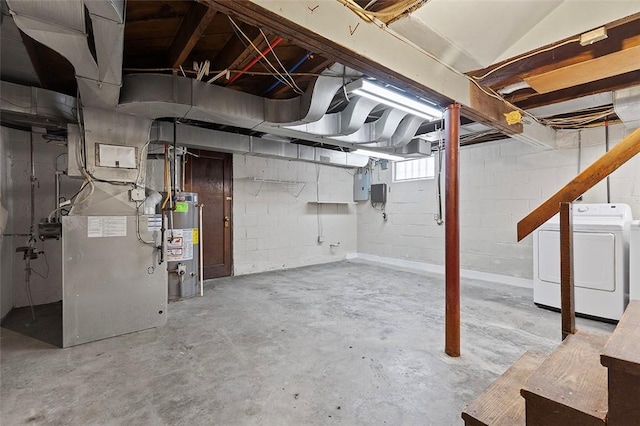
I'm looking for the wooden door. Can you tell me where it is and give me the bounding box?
[185,150,233,278]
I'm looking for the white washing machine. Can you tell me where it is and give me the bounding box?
[630,220,640,301]
[533,203,633,321]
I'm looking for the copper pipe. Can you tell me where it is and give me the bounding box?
[227,37,283,85]
[444,103,460,357]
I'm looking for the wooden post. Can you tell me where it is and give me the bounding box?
[445,103,460,357]
[559,202,576,340]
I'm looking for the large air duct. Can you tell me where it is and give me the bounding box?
[149,121,369,168]
[7,0,125,109]
[119,73,429,151]
[0,81,77,129]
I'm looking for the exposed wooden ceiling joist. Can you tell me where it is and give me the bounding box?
[212,22,262,71]
[468,13,640,112]
[204,0,556,141]
[524,45,640,95]
[514,70,640,110]
[168,2,218,68]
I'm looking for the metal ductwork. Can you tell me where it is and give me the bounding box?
[119,73,433,153]
[360,116,426,148]
[118,71,346,128]
[7,0,124,109]
[284,97,380,136]
[150,121,369,168]
[614,85,640,131]
[328,108,409,144]
[0,81,77,129]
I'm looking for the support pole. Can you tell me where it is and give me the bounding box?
[560,202,576,340]
[445,103,460,357]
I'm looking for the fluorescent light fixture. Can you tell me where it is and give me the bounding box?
[352,149,405,161]
[345,79,442,121]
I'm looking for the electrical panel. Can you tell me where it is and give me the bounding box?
[354,173,371,201]
[371,183,387,203]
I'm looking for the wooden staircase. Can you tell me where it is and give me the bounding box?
[462,300,640,426]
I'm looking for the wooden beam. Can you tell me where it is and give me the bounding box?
[467,82,523,135]
[445,103,461,358]
[205,1,555,144]
[169,2,218,68]
[467,13,640,89]
[213,23,263,71]
[205,1,452,103]
[517,126,640,241]
[525,45,640,94]
[560,202,576,341]
[513,70,640,110]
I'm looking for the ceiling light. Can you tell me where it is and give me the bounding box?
[352,149,405,161]
[345,79,442,121]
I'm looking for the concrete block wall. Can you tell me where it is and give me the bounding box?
[358,123,640,281]
[232,154,357,275]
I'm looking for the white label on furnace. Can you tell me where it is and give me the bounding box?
[87,216,127,238]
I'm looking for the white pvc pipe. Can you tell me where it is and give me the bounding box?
[199,203,204,297]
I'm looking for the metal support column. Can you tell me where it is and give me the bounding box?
[445,103,460,357]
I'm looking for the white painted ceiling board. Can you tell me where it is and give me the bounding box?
[391,0,563,70]
[496,0,640,62]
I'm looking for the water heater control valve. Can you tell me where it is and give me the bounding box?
[176,263,187,276]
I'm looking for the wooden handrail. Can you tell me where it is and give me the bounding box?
[518,126,640,241]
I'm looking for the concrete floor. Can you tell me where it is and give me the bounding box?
[1,260,614,425]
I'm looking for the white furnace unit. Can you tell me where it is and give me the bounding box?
[631,220,640,302]
[533,203,633,321]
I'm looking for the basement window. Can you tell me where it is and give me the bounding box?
[393,157,435,182]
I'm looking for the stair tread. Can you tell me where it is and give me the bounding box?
[601,300,640,373]
[461,350,547,426]
[521,330,609,424]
